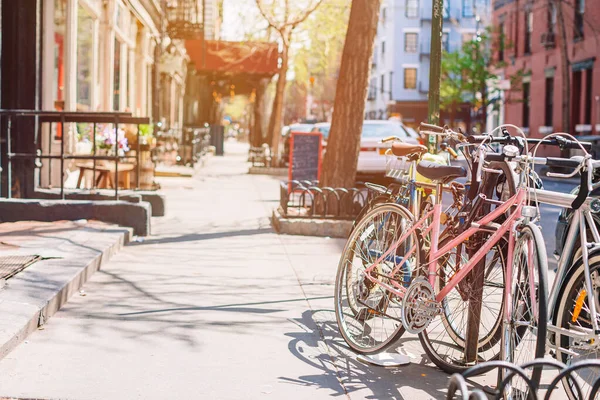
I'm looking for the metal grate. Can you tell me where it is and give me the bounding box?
[0,255,41,280]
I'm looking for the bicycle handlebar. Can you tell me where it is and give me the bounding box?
[419,122,445,133]
[468,134,592,151]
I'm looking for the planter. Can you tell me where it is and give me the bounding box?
[75,141,93,155]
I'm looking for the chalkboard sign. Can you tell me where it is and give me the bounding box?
[288,131,323,186]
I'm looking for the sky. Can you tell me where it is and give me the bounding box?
[220,0,261,41]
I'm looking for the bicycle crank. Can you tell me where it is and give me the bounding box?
[401,278,440,334]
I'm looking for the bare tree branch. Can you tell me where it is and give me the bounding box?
[289,0,324,28]
[255,0,283,32]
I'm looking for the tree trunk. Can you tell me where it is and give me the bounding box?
[252,81,266,147]
[320,0,381,188]
[265,87,276,146]
[556,0,570,133]
[269,42,289,165]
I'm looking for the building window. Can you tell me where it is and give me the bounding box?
[548,3,557,34]
[381,7,387,23]
[585,69,593,124]
[52,0,67,139]
[147,64,153,116]
[522,82,530,129]
[498,22,505,62]
[368,78,376,100]
[462,33,475,45]
[76,5,94,110]
[404,68,417,89]
[381,41,386,61]
[524,11,533,54]
[463,0,475,17]
[406,0,419,18]
[381,74,385,94]
[389,72,393,100]
[544,77,554,127]
[113,38,122,111]
[443,0,450,19]
[574,0,584,40]
[442,32,450,52]
[405,33,418,53]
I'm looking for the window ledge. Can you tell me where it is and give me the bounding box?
[539,126,553,134]
[576,124,592,133]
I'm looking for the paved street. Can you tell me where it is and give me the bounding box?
[0,142,577,399]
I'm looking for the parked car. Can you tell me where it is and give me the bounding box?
[311,122,331,143]
[356,120,420,175]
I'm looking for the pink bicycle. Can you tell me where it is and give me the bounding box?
[334,125,548,398]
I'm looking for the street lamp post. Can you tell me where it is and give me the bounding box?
[427,0,444,152]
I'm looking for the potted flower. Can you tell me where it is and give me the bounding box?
[75,123,94,154]
[95,125,130,156]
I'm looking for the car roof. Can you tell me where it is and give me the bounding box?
[363,120,397,124]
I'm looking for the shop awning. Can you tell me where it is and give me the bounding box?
[185,40,279,77]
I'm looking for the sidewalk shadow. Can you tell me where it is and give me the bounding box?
[281,309,449,399]
[128,227,273,246]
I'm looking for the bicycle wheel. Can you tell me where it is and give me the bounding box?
[334,203,422,354]
[555,252,600,400]
[501,223,548,400]
[419,233,507,373]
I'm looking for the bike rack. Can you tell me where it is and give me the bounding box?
[278,180,371,220]
[446,358,600,400]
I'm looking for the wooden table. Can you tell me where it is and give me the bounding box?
[76,162,134,189]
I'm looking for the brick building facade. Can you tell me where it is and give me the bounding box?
[492,0,600,146]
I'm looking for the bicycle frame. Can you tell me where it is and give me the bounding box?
[363,184,538,321]
[532,188,600,346]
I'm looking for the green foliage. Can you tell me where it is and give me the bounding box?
[285,0,350,121]
[139,124,154,138]
[440,29,498,115]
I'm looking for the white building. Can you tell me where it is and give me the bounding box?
[366,0,491,128]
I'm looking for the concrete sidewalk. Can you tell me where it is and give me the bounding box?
[0,220,130,361]
[0,142,472,400]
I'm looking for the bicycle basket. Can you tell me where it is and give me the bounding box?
[385,150,411,179]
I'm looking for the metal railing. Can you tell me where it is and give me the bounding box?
[0,110,150,200]
[180,126,210,167]
[447,358,600,399]
[279,180,370,220]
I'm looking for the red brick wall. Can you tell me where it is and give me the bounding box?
[492,0,600,148]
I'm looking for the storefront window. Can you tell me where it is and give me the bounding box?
[147,64,153,116]
[116,2,130,32]
[53,0,67,110]
[77,5,94,109]
[114,38,121,110]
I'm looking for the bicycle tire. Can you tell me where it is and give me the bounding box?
[418,160,515,374]
[501,222,548,400]
[418,233,507,373]
[554,252,600,400]
[334,203,421,354]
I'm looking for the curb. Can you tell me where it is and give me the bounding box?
[0,199,151,236]
[0,225,131,361]
[271,207,352,238]
[248,166,288,176]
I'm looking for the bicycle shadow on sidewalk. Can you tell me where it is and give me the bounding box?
[280,309,450,399]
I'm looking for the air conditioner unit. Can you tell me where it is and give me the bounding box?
[541,32,556,48]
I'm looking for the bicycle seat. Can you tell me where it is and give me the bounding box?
[391,143,428,157]
[416,160,467,183]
